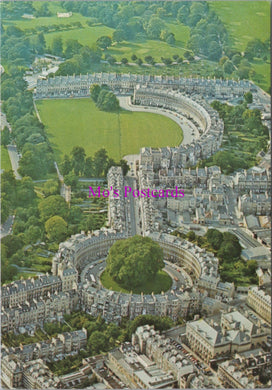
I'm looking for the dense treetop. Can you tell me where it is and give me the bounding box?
[106,235,164,290]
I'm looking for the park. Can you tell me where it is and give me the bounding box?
[36,98,183,162]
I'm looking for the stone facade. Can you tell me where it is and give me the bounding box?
[186,311,268,362]
[247,287,271,324]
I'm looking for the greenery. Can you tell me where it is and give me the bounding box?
[198,98,269,173]
[90,84,120,112]
[185,229,258,286]
[101,269,172,295]
[105,235,165,291]
[2,328,49,347]
[210,1,270,51]
[1,145,12,171]
[2,1,270,90]
[36,99,183,162]
[45,311,173,375]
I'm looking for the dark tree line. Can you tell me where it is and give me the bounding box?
[61,146,129,180]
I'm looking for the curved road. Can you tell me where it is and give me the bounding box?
[117,95,200,145]
[81,258,190,292]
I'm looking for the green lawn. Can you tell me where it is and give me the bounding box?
[100,269,172,295]
[45,25,114,50]
[6,12,90,30]
[210,1,270,52]
[107,22,190,62]
[1,145,12,171]
[211,1,270,91]
[36,99,183,162]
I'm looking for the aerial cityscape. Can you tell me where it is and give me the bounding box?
[1,1,271,389]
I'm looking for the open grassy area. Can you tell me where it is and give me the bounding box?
[36,99,183,162]
[210,1,270,52]
[45,25,114,50]
[1,145,12,171]
[211,0,270,91]
[100,269,172,295]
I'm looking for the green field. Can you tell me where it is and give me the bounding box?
[45,25,114,50]
[1,145,12,171]
[36,99,183,161]
[210,1,270,51]
[100,269,172,294]
[210,1,270,91]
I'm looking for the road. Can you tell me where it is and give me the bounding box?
[1,108,11,131]
[81,257,189,292]
[117,95,200,145]
[0,215,15,239]
[7,145,22,179]
[124,176,139,236]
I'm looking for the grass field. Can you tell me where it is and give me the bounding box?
[209,1,271,91]
[100,269,172,295]
[36,99,183,162]
[1,145,12,171]
[44,25,114,50]
[210,1,270,52]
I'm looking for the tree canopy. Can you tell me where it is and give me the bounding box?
[105,235,164,290]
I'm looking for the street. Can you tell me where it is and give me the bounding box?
[0,215,15,239]
[7,145,22,180]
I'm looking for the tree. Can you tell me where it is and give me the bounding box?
[244,91,253,104]
[25,226,42,244]
[84,156,94,177]
[93,148,108,177]
[136,58,143,66]
[206,229,223,250]
[71,146,86,176]
[121,57,128,64]
[144,55,155,65]
[51,36,63,57]
[2,235,24,257]
[166,33,175,45]
[64,39,82,59]
[45,215,67,242]
[1,126,10,146]
[208,41,222,61]
[161,57,172,66]
[105,235,164,290]
[96,36,112,49]
[218,232,242,260]
[96,90,120,112]
[36,32,46,54]
[120,159,130,176]
[186,231,196,242]
[131,54,137,61]
[112,29,125,43]
[38,195,69,222]
[16,176,36,206]
[90,84,101,102]
[88,331,108,354]
[223,60,235,75]
[146,17,165,39]
[64,172,78,188]
[60,155,72,175]
[18,150,47,179]
[244,39,266,60]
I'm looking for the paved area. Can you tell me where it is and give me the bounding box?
[117,95,200,145]
[7,145,22,179]
[0,215,15,239]
[81,257,190,291]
